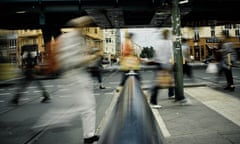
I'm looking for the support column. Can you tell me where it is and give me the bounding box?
[172,0,185,100]
[41,25,62,45]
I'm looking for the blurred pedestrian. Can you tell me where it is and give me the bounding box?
[181,38,193,78]
[55,16,101,144]
[219,31,238,91]
[203,47,223,79]
[117,32,140,92]
[10,51,50,105]
[190,55,194,63]
[149,29,175,108]
[87,55,106,89]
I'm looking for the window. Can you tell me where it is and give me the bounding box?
[105,38,112,43]
[9,39,16,49]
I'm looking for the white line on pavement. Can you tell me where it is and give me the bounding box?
[33,91,41,93]
[104,92,114,95]
[58,95,72,98]
[0,93,11,96]
[151,108,171,137]
[144,90,171,137]
[45,85,54,87]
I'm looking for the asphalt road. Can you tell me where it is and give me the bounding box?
[0,64,239,144]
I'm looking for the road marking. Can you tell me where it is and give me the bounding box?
[59,95,72,98]
[151,108,171,137]
[21,98,30,101]
[104,92,114,95]
[144,90,171,138]
[33,91,41,93]
[28,86,37,89]
[0,93,11,96]
[45,85,54,88]
[109,82,119,84]
[59,89,69,91]
[20,91,28,94]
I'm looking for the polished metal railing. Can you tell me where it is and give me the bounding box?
[98,71,164,144]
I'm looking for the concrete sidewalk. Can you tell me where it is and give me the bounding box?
[149,87,240,144]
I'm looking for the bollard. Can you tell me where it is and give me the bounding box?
[98,72,164,144]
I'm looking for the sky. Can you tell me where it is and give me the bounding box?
[120,28,171,49]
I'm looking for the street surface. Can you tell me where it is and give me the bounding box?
[0,63,240,144]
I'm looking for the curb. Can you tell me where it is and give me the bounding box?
[141,82,208,90]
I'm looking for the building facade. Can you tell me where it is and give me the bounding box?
[1,25,240,66]
[103,29,121,62]
[181,25,240,61]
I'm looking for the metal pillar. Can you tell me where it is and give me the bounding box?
[172,0,185,100]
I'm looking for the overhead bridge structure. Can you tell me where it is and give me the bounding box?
[0,0,240,30]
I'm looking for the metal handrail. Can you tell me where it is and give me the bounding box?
[98,71,164,144]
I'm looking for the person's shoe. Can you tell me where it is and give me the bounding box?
[10,98,19,105]
[179,98,191,106]
[150,104,162,109]
[41,92,51,103]
[41,97,51,103]
[224,86,230,90]
[84,135,99,144]
[229,85,235,92]
[99,86,106,89]
[168,95,175,99]
[43,91,50,97]
[9,93,21,105]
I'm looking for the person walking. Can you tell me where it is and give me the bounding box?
[117,32,140,92]
[181,38,193,78]
[219,31,237,91]
[55,16,101,144]
[149,29,175,108]
[87,55,106,89]
[10,51,51,105]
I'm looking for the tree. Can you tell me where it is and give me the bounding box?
[140,46,155,58]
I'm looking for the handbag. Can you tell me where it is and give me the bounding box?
[206,63,218,73]
[156,70,174,88]
[120,56,140,70]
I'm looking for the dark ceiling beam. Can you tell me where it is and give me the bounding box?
[1,0,240,29]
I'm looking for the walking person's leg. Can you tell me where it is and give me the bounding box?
[223,68,230,88]
[116,70,129,92]
[61,71,99,143]
[34,79,51,102]
[134,70,141,83]
[186,62,193,78]
[224,68,235,91]
[168,87,175,99]
[96,70,106,89]
[75,72,99,143]
[150,85,161,108]
[10,77,31,104]
[120,70,129,86]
